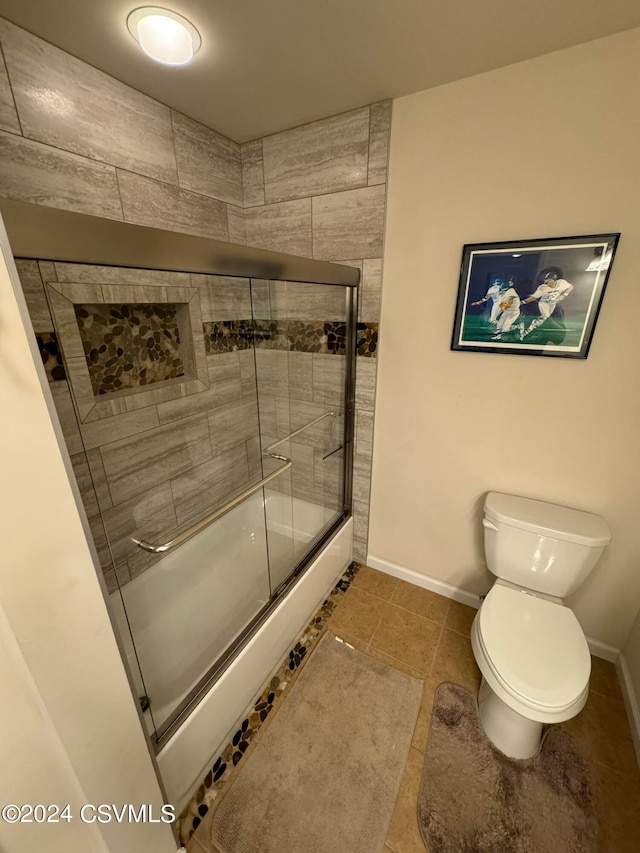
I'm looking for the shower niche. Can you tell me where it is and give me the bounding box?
[44,275,208,422]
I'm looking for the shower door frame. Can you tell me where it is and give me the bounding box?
[1,198,359,750]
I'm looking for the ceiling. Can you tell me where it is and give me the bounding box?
[1,0,639,143]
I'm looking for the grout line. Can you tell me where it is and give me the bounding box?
[427,623,446,679]
[366,104,372,186]
[113,167,126,221]
[259,138,267,207]
[0,39,23,136]
[365,615,384,651]
[349,583,450,630]
[168,108,181,187]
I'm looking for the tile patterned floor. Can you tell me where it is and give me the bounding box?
[186,565,640,853]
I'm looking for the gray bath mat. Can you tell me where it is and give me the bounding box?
[211,632,422,853]
[419,682,597,853]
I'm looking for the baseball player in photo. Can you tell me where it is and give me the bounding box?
[519,272,574,339]
[470,279,505,325]
[492,281,521,340]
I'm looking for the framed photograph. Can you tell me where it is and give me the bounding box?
[451,233,620,358]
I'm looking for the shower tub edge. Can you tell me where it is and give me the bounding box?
[157,516,353,810]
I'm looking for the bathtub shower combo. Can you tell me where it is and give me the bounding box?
[2,200,358,808]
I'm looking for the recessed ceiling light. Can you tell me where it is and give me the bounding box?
[127,7,201,66]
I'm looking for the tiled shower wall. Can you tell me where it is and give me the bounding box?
[236,111,388,560]
[16,259,263,592]
[0,16,389,562]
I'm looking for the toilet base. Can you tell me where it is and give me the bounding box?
[477,678,543,759]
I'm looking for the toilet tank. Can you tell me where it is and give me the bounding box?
[483,492,611,598]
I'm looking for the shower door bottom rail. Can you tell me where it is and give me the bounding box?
[133,457,292,554]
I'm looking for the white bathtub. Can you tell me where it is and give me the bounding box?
[110,489,352,809]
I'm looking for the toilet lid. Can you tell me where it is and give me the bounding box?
[478,585,591,710]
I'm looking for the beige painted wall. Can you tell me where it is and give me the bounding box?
[370,27,640,650]
[0,233,175,851]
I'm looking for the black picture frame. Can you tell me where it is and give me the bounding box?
[451,233,620,358]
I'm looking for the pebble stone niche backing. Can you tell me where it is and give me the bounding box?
[178,561,361,845]
[75,302,184,396]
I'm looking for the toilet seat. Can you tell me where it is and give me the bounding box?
[475,584,591,716]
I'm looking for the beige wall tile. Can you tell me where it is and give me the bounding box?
[0,130,122,218]
[288,352,315,403]
[0,45,19,133]
[0,19,177,182]
[155,353,245,423]
[53,263,189,287]
[88,513,113,570]
[355,409,374,459]
[368,101,392,186]
[124,383,183,412]
[352,500,370,546]
[262,107,369,203]
[312,353,345,407]
[284,280,345,320]
[170,445,250,527]
[49,381,83,455]
[355,358,377,411]
[208,399,260,454]
[238,349,257,397]
[254,349,289,398]
[244,198,312,257]
[102,483,177,566]
[118,170,229,240]
[15,259,52,330]
[172,110,243,206]
[100,413,212,504]
[85,448,113,511]
[192,275,252,320]
[241,139,266,208]
[70,452,100,518]
[226,204,246,245]
[80,406,160,451]
[360,258,382,322]
[312,185,385,260]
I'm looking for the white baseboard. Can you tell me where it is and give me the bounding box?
[366,554,482,609]
[585,637,619,663]
[366,553,621,662]
[617,653,640,768]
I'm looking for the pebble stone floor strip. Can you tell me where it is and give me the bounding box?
[178,561,360,845]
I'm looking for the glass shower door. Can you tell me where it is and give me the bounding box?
[17,248,355,745]
[253,278,349,589]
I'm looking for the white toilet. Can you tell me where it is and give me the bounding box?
[471,491,611,759]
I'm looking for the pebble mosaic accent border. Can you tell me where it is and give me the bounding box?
[202,320,254,354]
[75,302,184,395]
[356,321,378,357]
[177,560,361,845]
[203,319,378,357]
[36,331,67,382]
